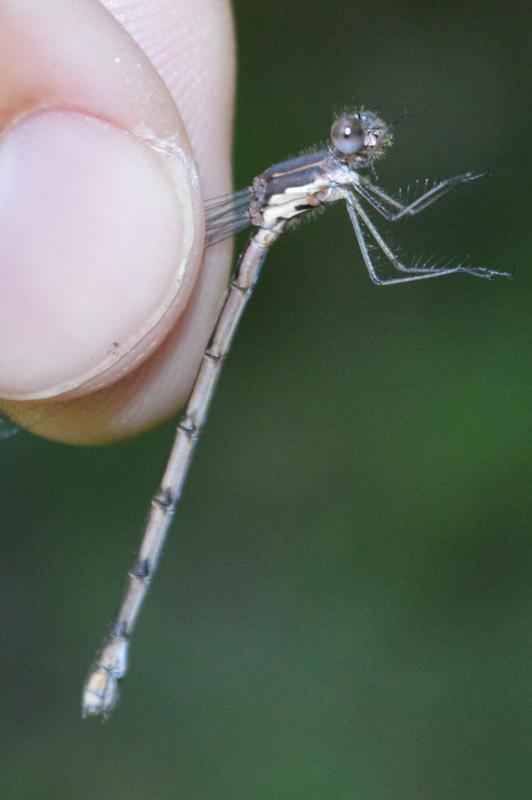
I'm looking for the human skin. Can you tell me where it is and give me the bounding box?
[0,0,235,444]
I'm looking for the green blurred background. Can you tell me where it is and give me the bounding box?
[2,1,530,798]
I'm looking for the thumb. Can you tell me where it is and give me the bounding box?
[0,0,204,422]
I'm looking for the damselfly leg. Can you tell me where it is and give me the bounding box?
[346,196,510,285]
[354,171,489,220]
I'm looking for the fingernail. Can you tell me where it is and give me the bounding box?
[0,109,201,400]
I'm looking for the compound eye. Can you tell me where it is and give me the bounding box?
[330,116,364,155]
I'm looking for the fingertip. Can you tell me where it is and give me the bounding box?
[0,108,203,401]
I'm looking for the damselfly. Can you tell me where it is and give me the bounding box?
[81,109,510,718]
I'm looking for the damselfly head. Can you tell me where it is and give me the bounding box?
[330,110,392,168]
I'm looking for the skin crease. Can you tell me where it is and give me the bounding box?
[0,0,235,444]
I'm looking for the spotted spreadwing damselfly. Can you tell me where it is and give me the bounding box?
[28,108,504,718]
